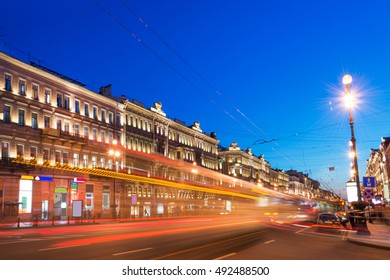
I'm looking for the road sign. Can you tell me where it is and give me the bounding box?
[363,176,375,188]
[363,188,375,200]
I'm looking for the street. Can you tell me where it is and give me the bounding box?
[0,215,388,260]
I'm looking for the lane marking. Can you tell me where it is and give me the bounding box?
[153,230,266,260]
[113,247,153,256]
[264,240,275,244]
[38,244,90,251]
[214,253,236,260]
[0,238,44,245]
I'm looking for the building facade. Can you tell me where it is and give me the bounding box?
[1,52,280,223]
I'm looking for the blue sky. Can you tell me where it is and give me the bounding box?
[2,0,390,197]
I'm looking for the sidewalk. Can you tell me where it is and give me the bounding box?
[346,221,390,250]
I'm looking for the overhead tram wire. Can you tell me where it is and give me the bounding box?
[92,0,258,138]
[118,0,270,140]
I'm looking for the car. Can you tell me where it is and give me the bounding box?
[316,212,342,232]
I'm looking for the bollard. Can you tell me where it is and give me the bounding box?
[67,216,70,225]
[17,217,20,228]
[93,215,96,224]
[52,216,55,226]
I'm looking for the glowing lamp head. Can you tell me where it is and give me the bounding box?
[342,74,353,86]
[343,92,355,109]
[113,139,118,145]
[109,149,114,156]
[115,151,120,157]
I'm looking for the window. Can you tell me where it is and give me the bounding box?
[100,158,105,168]
[19,180,32,214]
[17,144,24,157]
[93,106,98,119]
[116,114,120,126]
[57,93,62,108]
[102,188,110,210]
[92,156,97,168]
[19,80,26,95]
[32,84,39,100]
[64,122,70,134]
[43,148,50,161]
[74,124,79,137]
[44,116,50,128]
[56,119,62,131]
[73,153,79,167]
[84,103,89,117]
[63,152,69,164]
[4,74,12,91]
[31,113,38,129]
[64,96,70,110]
[30,147,37,159]
[108,112,113,124]
[92,129,97,141]
[83,155,88,168]
[55,151,61,163]
[18,109,25,126]
[101,131,105,143]
[84,126,89,139]
[45,89,51,104]
[2,143,9,159]
[3,105,11,123]
[75,100,80,113]
[101,109,106,123]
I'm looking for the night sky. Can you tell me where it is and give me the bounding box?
[3,0,390,197]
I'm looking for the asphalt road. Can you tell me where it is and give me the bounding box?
[0,215,388,260]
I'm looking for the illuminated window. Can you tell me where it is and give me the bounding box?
[73,153,79,167]
[44,89,51,104]
[19,180,33,214]
[4,74,12,91]
[83,155,88,168]
[92,129,97,141]
[101,131,105,143]
[92,156,97,168]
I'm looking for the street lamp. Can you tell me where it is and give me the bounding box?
[108,138,121,218]
[342,74,362,201]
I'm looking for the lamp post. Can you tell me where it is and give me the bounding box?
[342,74,362,201]
[109,139,121,218]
